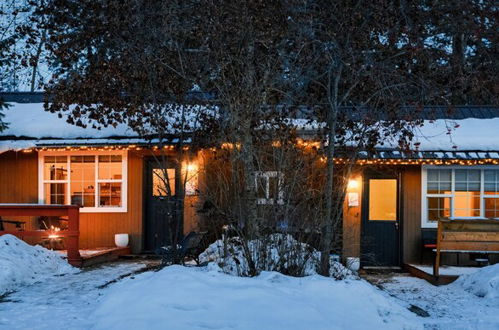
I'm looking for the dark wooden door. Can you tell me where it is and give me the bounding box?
[144,159,182,252]
[361,171,401,267]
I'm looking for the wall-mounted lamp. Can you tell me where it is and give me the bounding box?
[347,179,359,190]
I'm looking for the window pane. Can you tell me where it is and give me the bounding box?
[256,176,267,199]
[427,169,439,181]
[484,170,499,195]
[369,179,397,221]
[427,197,451,221]
[99,183,122,207]
[455,169,480,192]
[70,156,95,207]
[98,155,122,180]
[427,182,439,194]
[44,156,68,180]
[485,198,499,218]
[455,169,467,181]
[44,183,66,204]
[269,177,279,200]
[454,191,480,217]
[427,169,451,194]
[152,168,175,196]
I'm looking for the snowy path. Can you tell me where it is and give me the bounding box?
[0,261,151,330]
[378,275,499,330]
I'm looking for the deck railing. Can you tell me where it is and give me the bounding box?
[0,204,82,267]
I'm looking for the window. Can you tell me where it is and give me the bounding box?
[152,168,176,196]
[255,171,284,205]
[39,152,127,212]
[422,167,499,227]
[368,179,397,221]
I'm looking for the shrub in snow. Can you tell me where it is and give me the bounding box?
[453,264,499,299]
[199,233,354,279]
[0,234,77,295]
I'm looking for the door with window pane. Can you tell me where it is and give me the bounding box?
[144,158,182,252]
[361,172,401,267]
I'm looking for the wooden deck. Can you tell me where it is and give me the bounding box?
[58,247,131,267]
[404,263,482,286]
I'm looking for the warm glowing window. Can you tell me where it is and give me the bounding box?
[423,167,499,227]
[40,152,127,212]
[152,168,176,196]
[368,179,397,221]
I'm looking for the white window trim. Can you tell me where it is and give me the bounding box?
[255,171,284,205]
[38,150,128,213]
[421,165,499,228]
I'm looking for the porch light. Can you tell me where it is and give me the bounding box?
[347,179,359,190]
[185,163,197,172]
[182,162,199,196]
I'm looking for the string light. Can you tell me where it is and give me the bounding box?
[18,143,499,166]
[21,144,187,153]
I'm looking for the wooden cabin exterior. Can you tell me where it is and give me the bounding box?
[1,92,498,269]
[0,149,203,253]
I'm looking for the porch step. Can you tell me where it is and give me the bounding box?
[119,254,162,260]
[80,247,131,267]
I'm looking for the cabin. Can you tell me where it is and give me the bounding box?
[0,92,498,272]
[0,92,204,265]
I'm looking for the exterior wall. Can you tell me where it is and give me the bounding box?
[0,151,39,204]
[341,166,424,264]
[78,150,143,252]
[401,166,422,264]
[0,149,203,254]
[342,172,362,258]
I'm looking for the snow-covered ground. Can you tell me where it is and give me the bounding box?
[0,234,77,296]
[90,266,421,330]
[2,263,499,330]
[2,235,499,330]
[0,261,151,330]
[379,270,499,330]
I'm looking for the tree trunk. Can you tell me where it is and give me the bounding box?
[319,64,342,276]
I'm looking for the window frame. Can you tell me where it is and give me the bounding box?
[421,165,499,228]
[254,171,284,205]
[38,150,128,213]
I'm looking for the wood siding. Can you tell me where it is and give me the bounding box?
[401,166,422,264]
[342,173,362,258]
[0,149,203,254]
[78,150,143,252]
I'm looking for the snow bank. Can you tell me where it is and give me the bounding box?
[90,266,422,330]
[0,234,77,296]
[452,264,499,299]
[199,234,354,279]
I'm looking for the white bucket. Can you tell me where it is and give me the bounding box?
[346,257,360,272]
[115,233,129,248]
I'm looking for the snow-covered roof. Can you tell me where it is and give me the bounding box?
[412,118,499,151]
[0,101,498,155]
[1,103,137,139]
[0,102,195,153]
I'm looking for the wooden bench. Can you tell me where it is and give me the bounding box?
[434,219,499,276]
[0,216,26,231]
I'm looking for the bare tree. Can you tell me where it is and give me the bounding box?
[31,0,497,275]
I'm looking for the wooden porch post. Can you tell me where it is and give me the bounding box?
[67,206,82,267]
[433,221,442,277]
